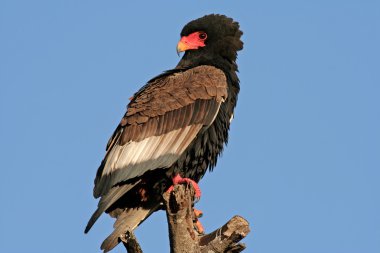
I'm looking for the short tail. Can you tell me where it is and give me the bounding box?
[85,181,140,234]
[101,204,160,252]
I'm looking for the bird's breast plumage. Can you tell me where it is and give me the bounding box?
[170,75,239,182]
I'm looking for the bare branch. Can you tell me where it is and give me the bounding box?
[163,184,250,253]
[199,216,250,253]
[121,230,143,253]
[119,184,250,253]
[163,184,201,253]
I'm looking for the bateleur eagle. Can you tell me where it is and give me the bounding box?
[85,14,244,252]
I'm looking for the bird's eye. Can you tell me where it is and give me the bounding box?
[198,32,207,40]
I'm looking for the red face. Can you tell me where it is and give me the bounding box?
[177,31,207,54]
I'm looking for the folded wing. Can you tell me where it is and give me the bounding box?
[85,65,228,234]
[94,65,228,198]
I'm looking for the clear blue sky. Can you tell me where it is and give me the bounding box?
[1,1,379,252]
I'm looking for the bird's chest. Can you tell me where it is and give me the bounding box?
[171,101,233,181]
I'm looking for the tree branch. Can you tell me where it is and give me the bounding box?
[163,184,201,253]
[199,215,250,253]
[163,184,250,253]
[121,230,143,253]
[121,184,251,253]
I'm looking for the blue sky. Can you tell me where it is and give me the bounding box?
[1,1,379,252]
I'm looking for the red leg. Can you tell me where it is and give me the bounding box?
[193,208,203,218]
[193,208,205,234]
[166,175,205,234]
[194,219,205,234]
[166,174,202,199]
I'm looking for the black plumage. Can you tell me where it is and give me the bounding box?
[85,14,244,252]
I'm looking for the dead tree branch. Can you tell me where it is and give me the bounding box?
[163,184,201,253]
[121,230,143,253]
[121,184,250,252]
[163,184,250,253]
[199,215,250,253]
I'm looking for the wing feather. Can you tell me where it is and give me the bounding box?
[93,65,228,198]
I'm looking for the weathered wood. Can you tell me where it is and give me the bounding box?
[199,215,250,253]
[120,184,251,253]
[163,184,201,253]
[163,184,250,253]
[121,230,143,253]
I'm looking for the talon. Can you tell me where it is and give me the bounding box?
[194,208,203,218]
[166,174,202,199]
[166,185,174,194]
[194,219,205,234]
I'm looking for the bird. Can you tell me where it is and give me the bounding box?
[85,14,244,252]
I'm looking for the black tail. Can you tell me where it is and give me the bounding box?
[85,181,140,233]
[101,203,160,252]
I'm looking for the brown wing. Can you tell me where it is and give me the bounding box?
[93,65,228,198]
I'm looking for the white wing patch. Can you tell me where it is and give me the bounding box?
[102,124,203,178]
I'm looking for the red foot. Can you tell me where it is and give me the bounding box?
[193,208,205,234]
[193,208,203,218]
[194,219,205,234]
[166,174,202,199]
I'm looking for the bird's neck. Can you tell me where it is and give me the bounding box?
[176,53,238,80]
[176,52,240,107]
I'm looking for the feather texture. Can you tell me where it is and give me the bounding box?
[93,65,227,198]
[86,15,244,252]
[101,204,160,252]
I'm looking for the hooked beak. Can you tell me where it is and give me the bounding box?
[176,40,189,56]
[176,33,206,56]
